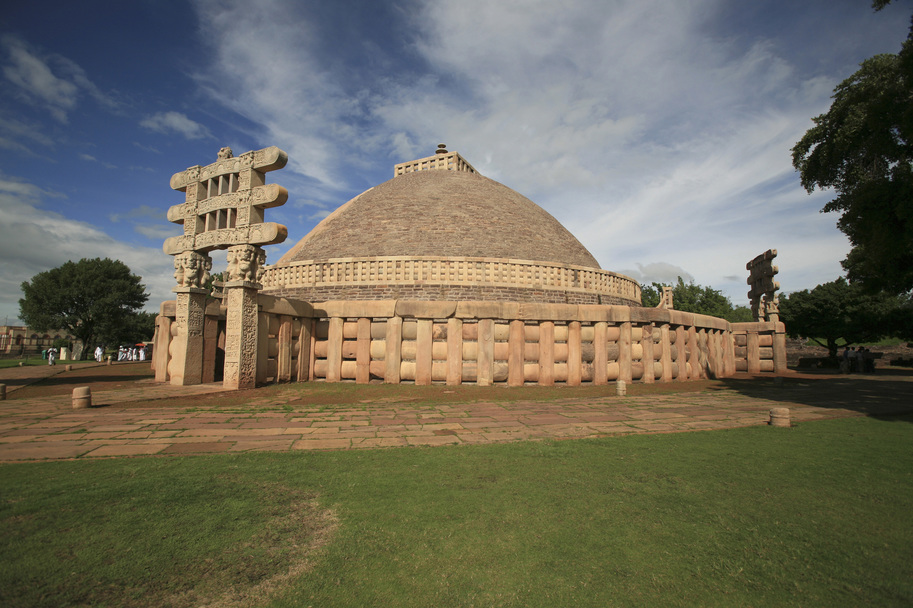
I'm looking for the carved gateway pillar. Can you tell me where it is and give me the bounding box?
[163,146,289,387]
[223,245,266,389]
[167,251,212,385]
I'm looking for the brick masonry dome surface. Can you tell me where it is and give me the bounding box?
[276,169,602,268]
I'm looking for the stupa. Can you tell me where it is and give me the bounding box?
[260,145,641,306]
[153,144,786,389]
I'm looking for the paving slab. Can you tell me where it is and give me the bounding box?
[2,367,913,462]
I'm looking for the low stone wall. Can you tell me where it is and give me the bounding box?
[260,256,642,306]
[154,297,786,387]
[731,322,787,374]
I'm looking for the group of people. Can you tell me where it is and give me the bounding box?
[841,346,876,374]
[117,345,146,361]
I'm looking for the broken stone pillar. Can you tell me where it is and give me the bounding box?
[72,386,91,409]
[769,407,791,428]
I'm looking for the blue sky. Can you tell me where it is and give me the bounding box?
[1,0,911,324]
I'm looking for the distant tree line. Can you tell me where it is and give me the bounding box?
[640,277,753,323]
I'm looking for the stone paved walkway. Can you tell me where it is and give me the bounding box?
[1,364,912,462]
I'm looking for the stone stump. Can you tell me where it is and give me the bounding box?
[72,387,91,409]
[769,407,791,428]
[616,379,627,396]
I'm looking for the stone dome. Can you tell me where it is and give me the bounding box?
[277,169,601,268]
[262,149,640,305]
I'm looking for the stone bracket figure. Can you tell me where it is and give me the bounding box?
[173,251,212,289]
[226,244,265,286]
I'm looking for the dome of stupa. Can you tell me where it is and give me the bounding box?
[261,146,640,305]
[277,168,600,268]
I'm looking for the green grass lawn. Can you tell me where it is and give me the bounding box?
[2,415,912,607]
[0,358,51,368]
[0,358,97,369]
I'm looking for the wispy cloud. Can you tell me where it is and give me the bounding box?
[0,35,118,123]
[79,153,117,169]
[620,263,695,286]
[139,111,213,140]
[180,0,892,304]
[108,204,174,241]
[109,204,165,224]
[0,175,174,323]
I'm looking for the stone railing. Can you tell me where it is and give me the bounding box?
[154,298,794,387]
[261,256,642,303]
[731,321,787,373]
[153,298,786,388]
[394,151,476,176]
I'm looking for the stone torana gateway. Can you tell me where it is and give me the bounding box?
[153,144,786,389]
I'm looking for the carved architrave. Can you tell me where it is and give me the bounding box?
[163,146,289,256]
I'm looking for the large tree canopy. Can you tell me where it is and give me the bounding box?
[791,15,913,293]
[641,277,753,323]
[778,278,903,357]
[19,258,149,359]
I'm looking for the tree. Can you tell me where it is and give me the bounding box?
[640,277,753,323]
[105,310,157,347]
[19,258,149,359]
[791,8,913,294]
[777,277,902,357]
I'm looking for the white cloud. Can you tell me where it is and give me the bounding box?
[179,0,896,305]
[620,263,695,286]
[79,153,117,169]
[0,35,118,123]
[0,175,175,324]
[1,36,77,122]
[140,111,213,140]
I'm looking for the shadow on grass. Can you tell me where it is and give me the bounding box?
[719,369,913,421]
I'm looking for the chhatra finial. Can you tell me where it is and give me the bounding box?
[436,143,448,155]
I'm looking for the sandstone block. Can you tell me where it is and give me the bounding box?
[519,302,576,321]
[395,300,457,319]
[455,301,520,319]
